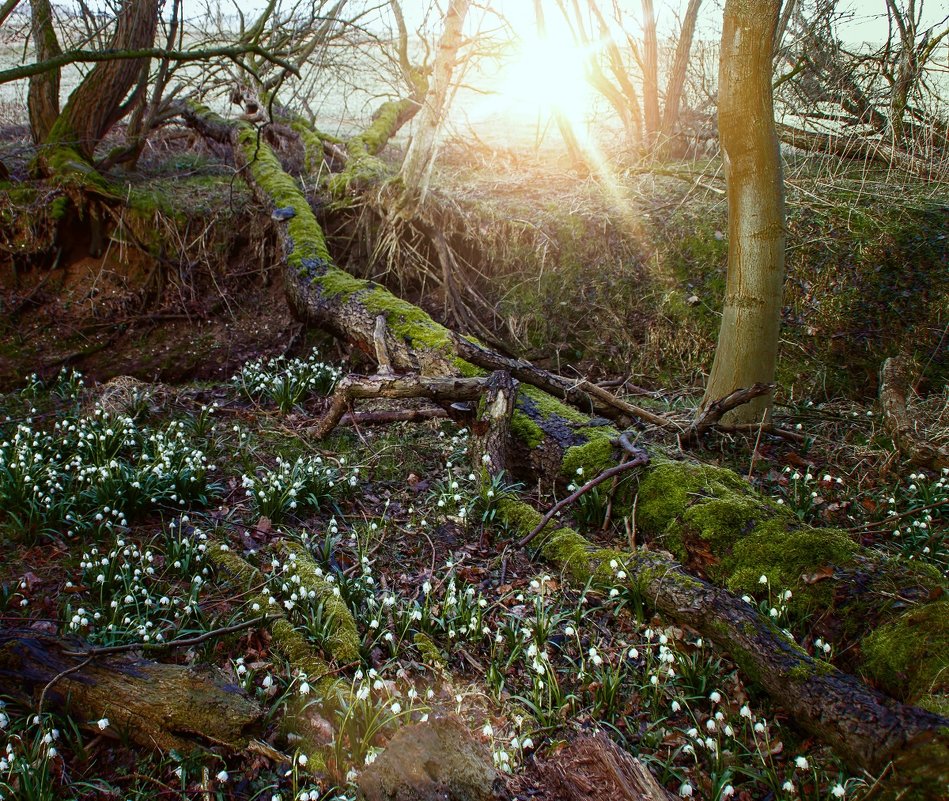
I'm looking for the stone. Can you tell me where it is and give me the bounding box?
[357,715,500,801]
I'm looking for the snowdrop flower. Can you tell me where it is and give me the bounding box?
[670,700,681,713]
[795,756,809,770]
[216,770,228,782]
[679,782,694,797]
[831,784,846,798]
[97,718,109,730]
[709,691,722,703]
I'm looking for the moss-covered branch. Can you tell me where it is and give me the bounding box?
[496,496,949,798]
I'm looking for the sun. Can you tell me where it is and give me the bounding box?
[496,29,596,133]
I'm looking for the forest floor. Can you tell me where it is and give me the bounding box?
[0,126,947,801]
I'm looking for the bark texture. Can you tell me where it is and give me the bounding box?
[27,0,61,144]
[38,0,159,172]
[700,0,785,424]
[0,628,262,751]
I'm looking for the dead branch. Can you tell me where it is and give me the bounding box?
[517,448,649,548]
[682,382,775,444]
[309,374,490,439]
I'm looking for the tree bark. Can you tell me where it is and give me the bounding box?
[0,628,262,752]
[398,0,471,201]
[699,0,785,425]
[27,0,61,144]
[640,0,661,147]
[658,0,702,147]
[37,0,159,173]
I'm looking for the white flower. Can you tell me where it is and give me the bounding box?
[297,753,308,766]
[721,785,735,798]
[671,700,681,713]
[782,781,795,793]
[679,782,693,797]
[216,770,228,782]
[299,681,310,695]
[97,718,109,730]
[758,574,768,585]
[795,756,809,770]
[709,691,721,703]
[831,784,846,798]
[391,702,402,714]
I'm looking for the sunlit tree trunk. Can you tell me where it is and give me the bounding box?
[640,0,660,147]
[37,0,159,173]
[700,0,785,425]
[399,0,471,201]
[658,0,702,149]
[27,0,61,143]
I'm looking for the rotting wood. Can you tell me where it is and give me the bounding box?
[879,356,949,470]
[0,628,262,752]
[309,374,491,440]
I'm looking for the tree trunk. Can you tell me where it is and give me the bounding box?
[640,0,661,147]
[0,628,262,752]
[37,0,159,174]
[700,0,785,425]
[658,0,702,148]
[398,0,470,201]
[27,0,61,144]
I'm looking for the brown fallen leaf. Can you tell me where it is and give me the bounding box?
[802,565,835,584]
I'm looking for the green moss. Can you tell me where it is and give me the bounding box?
[726,525,858,610]
[206,539,333,689]
[636,460,752,535]
[49,196,69,221]
[238,126,333,269]
[562,436,616,480]
[510,410,544,449]
[278,541,361,664]
[788,659,836,681]
[413,632,446,668]
[862,601,949,702]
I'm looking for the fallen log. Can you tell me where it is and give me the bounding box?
[179,104,949,796]
[497,496,949,796]
[0,628,262,752]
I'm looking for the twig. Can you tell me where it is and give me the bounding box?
[846,498,949,533]
[63,614,281,657]
[37,656,94,713]
[681,383,776,445]
[517,449,649,548]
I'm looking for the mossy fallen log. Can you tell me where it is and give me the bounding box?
[0,628,262,752]
[495,497,949,799]
[634,458,948,708]
[180,104,949,795]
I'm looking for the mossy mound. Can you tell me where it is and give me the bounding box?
[862,601,949,704]
[634,459,944,641]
